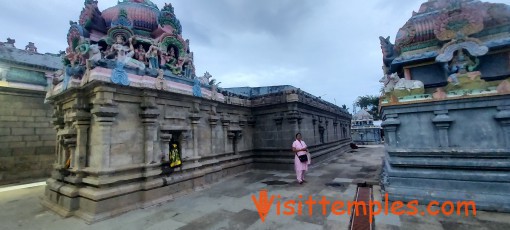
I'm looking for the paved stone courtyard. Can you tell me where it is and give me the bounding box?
[1,146,510,230]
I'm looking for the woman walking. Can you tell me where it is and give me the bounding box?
[292,133,310,184]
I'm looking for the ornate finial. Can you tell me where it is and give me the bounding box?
[162,3,174,12]
[84,0,98,5]
[25,42,38,53]
[3,38,16,48]
[111,8,133,28]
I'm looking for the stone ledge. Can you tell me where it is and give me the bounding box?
[387,148,510,157]
[388,157,510,169]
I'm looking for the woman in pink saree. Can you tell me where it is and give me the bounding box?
[292,133,310,184]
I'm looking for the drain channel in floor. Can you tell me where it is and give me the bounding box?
[349,183,373,230]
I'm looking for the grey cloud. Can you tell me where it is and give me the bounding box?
[176,0,319,37]
[2,0,487,111]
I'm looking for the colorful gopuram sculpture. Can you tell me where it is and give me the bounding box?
[379,0,510,212]
[51,0,204,92]
[379,0,510,104]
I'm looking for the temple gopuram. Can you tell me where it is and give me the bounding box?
[42,0,352,222]
[379,0,510,211]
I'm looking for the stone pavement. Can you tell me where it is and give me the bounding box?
[1,146,510,230]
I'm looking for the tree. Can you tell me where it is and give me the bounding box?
[209,79,221,86]
[354,95,380,120]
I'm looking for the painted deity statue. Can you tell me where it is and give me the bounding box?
[182,39,194,78]
[146,45,160,69]
[110,35,145,71]
[133,44,147,65]
[161,46,180,74]
[169,143,181,168]
[444,49,479,85]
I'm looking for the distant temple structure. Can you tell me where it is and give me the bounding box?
[0,39,62,185]
[379,0,510,212]
[41,0,352,222]
[350,109,382,145]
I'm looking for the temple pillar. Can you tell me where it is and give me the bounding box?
[286,110,301,133]
[160,132,171,162]
[495,106,510,148]
[90,86,118,170]
[73,120,89,170]
[66,105,91,184]
[221,113,231,152]
[209,103,219,155]
[189,100,202,158]
[140,91,160,164]
[51,108,65,177]
[432,110,454,148]
[381,114,400,147]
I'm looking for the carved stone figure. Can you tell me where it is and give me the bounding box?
[111,36,145,71]
[169,143,181,168]
[146,45,160,69]
[25,42,38,53]
[198,72,212,85]
[1,38,16,48]
[379,36,398,74]
[161,46,181,74]
[380,73,424,93]
[155,69,167,90]
[135,44,146,62]
[88,44,102,62]
[192,77,202,97]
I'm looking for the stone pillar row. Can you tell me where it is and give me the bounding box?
[49,88,260,184]
[382,108,510,148]
[383,111,456,148]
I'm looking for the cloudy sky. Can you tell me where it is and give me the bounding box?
[1,0,509,112]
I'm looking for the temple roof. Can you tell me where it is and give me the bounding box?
[0,43,62,71]
[102,0,161,33]
[352,109,373,121]
[122,0,159,10]
[393,0,510,54]
[224,85,298,98]
[381,0,510,73]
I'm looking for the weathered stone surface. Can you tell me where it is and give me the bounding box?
[40,78,352,222]
[381,95,510,212]
[0,89,56,185]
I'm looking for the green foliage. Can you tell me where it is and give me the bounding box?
[209,79,221,86]
[355,95,380,120]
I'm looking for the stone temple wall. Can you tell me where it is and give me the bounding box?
[38,0,351,221]
[41,76,351,222]
[252,102,351,170]
[0,40,61,185]
[381,94,510,212]
[0,87,56,185]
[351,127,382,145]
[378,0,510,213]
